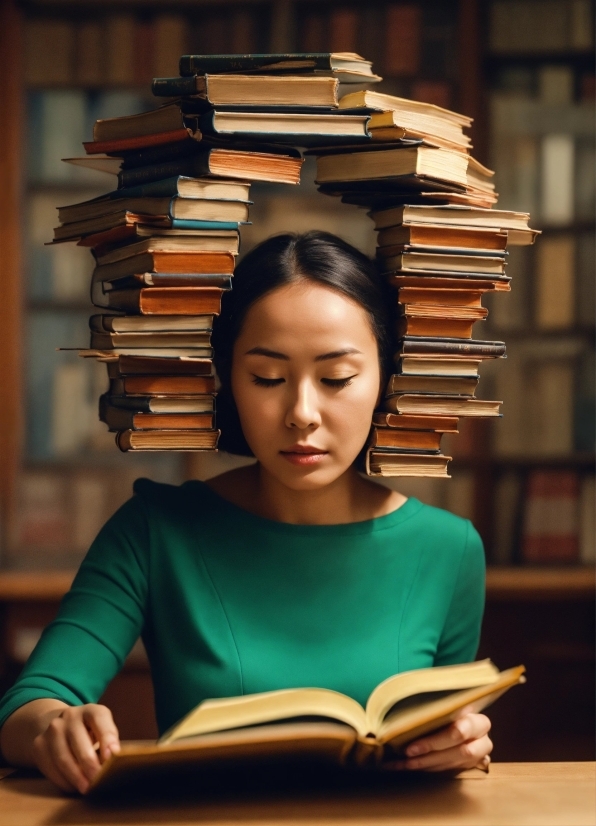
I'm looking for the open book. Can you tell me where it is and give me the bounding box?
[89,660,525,794]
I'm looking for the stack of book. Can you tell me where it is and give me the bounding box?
[310,95,538,477]
[52,52,386,451]
[52,52,535,471]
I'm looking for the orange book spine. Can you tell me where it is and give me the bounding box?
[396,317,475,338]
[115,376,216,394]
[138,288,223,316]
[131,413,214,430]
[370,428,442,450]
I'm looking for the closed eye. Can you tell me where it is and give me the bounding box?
[251,375,284,387]
[321,375,357,388]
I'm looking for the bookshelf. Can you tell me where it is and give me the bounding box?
[0,0,592,567]
[0,0,593,758]
[473,0,595,567]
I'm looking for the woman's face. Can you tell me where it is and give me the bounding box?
[231,279,382,491]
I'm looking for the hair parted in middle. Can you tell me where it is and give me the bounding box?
[212,230,396,456]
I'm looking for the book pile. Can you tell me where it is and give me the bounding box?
[53,52,385,451]
[52,52,535,471]
[311,95,538,477]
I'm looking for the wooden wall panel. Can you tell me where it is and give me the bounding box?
[0,0,24,557]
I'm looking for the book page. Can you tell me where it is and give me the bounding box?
[364,659,500,732]
[161,687,368,744]
[378,666,525,747]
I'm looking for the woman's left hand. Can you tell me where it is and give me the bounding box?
[388,712,493,773]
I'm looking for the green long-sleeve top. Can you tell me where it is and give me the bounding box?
[0,480,485,736]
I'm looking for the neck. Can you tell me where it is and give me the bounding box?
[249,463,379,525]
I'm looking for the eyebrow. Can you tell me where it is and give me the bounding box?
[244,346,363,362]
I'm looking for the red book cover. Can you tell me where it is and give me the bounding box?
[522,470,580,563]
[83,128,190,156]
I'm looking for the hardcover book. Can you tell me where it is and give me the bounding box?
[87,661,524,794]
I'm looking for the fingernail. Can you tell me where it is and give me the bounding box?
[407,744,421,756]
[406,759,420,770]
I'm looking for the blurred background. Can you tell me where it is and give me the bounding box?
[0,0,593,761]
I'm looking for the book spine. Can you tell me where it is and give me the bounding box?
[400,339,506,357]
[112,177,183,199]
[171,219,242,230]
[200,110,371,145]
[152,75,198,97]
[84,128,190,156]
[119,138,201,171]
[106,274,233,290]
[118,154,211,189]
[178,53,334,76]
[522,470,580,563]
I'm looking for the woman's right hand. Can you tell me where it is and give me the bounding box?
[31,703,120,794]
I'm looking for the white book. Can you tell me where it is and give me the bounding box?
[541,134,574,225]
[536,235,575,329]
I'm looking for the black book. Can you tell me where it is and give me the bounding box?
[118,143,302,189]
[101,274,233,292]
[397,337,506,358]
[177,53,375,77]
[116,138,204,170]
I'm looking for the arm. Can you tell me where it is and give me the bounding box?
[396,522,491,772]
[0,494,150,791]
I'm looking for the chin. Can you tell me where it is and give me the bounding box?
[264,457,354,492]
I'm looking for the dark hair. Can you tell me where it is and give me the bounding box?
[213,231,395,456]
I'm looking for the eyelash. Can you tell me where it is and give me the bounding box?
[251,376,284,387]
[251,375,356,388]
[321,376,356,388]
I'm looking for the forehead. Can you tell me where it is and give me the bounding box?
[237,281,377,352]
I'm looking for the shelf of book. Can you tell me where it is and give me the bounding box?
[485,51,595,67]
[485,565,595,600]
[451,454,596,469]
[0,0,593,577]
[0,567,593,603]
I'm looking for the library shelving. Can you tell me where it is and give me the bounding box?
[0,0,593,759]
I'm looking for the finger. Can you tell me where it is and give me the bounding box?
[44,718,91,794]
[82,705,120,763]
[65,719,102,783]
[405,734,493,772]
[406,713,491,757]
[32,735,78,795]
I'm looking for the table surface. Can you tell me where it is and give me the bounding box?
[0,762,594,826]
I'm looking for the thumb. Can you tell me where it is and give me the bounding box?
[83,705,120,763]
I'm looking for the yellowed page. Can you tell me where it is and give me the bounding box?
[161,687,368,744]
[365,659,500,732]
[378,665,526,747]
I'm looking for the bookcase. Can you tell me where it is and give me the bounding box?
[0,0,593,757]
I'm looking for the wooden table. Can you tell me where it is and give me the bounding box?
[0,763,594,825]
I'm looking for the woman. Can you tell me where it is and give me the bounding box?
[0,232,492,793]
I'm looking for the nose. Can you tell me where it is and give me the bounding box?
[284,379,322,430]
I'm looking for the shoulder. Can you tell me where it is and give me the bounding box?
[404,500,484,567]
[131,476,216,522]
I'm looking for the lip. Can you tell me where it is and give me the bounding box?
[279,445,329,466]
